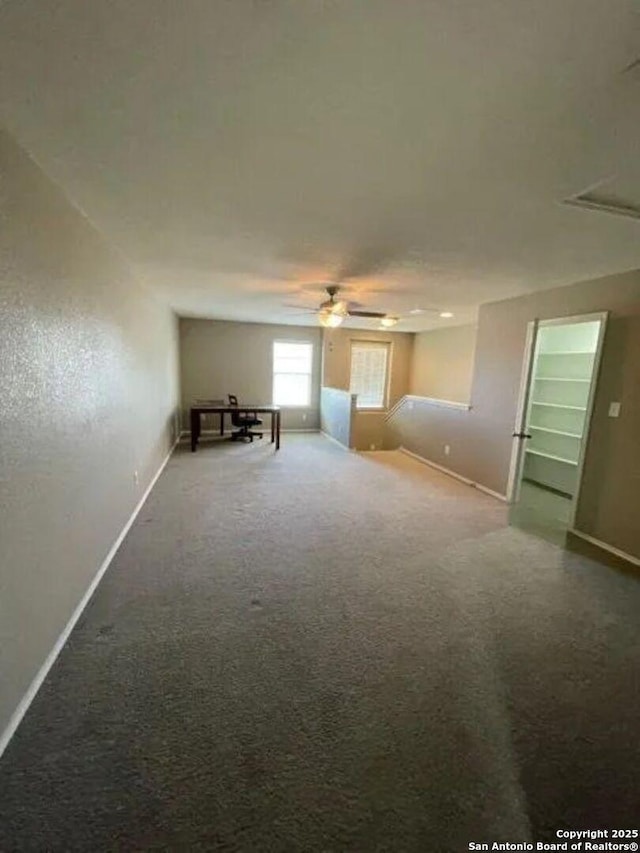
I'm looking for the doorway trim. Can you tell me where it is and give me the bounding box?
[506,311,609,530]
[505,318,539,504]
[568,311,608,527]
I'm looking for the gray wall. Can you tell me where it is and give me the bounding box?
[410,324,477,402]
[385,270,640,558]
[179,319,322,431]
[0,129,180,737]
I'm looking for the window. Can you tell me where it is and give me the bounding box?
[273,341,313,406]
[350,342,390,409]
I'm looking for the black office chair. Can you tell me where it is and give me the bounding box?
[228,394,263,442]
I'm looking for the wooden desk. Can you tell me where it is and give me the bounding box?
[190,405,281,452]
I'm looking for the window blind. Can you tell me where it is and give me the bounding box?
[273,341,313,406]
[350,342,389,408]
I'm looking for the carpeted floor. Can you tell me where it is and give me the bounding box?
[1,435,638,852]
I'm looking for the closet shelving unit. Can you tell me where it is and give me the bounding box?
[523,327,599,497]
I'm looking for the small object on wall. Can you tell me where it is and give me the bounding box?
[608,401,621,418]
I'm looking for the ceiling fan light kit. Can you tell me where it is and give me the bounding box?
[319,309,344,328]
[329,300,348,316]
[307,284,396,328]
[288,285,452,329]
[380,316,399,328]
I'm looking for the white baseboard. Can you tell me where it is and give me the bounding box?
[474,482,508,502]
[399,446,507,501]
[568,528,640,568]
[400,446,473,485]
[0,437,179,761]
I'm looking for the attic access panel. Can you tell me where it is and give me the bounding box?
[563,175,640,222]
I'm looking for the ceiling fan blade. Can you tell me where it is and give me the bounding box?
[348,309,387,318]
[282,303,319,312]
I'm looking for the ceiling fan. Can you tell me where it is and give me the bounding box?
[285,285,402,328]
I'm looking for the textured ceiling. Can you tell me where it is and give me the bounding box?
[1,0,639,330]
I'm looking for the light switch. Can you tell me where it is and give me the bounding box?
[608,402,621,418]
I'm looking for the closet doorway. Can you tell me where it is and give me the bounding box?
[507,312,607,544]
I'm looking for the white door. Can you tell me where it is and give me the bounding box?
[506,319,539,504]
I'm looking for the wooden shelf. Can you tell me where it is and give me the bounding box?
[525,332,598,496]
[538,350,594,356]
[534,377,590,383]
[526,448,578,466]
[529,425,582,438]
[531,401,587,411]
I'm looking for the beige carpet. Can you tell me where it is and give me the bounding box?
[0,435,638,851]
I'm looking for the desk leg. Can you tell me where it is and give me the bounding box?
[270,413,275,443]
[190,410,200,452]
[276,411,281,450]
[220,412,224,436]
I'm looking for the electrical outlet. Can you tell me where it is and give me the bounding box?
[444,445,450,456]
[302,413,307,421]
[370,443,376,450]
[608,402,621,418]
[133,470,139,486]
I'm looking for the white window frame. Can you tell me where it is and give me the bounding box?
[272,340,313,408]
[349,341,391,410]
